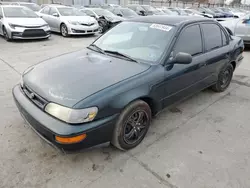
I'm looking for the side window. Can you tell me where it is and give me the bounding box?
[202,23,222,51]
[174,25,203,56]
[42,6,50,14]
[221,29,228,46]
[84,10,95,17]
[49,7,58,15]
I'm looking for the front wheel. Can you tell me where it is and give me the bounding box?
[111,100,152,151]
[3,26,11,41]
[211,64,234,92]
[60,23,68,37]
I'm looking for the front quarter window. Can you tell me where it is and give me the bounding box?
[94,21,175,64]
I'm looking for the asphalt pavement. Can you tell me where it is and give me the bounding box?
[1,34,250,188]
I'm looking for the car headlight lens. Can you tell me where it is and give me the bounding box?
[68,21,79,25]
[41,24,49,28]
[45,103,98,124]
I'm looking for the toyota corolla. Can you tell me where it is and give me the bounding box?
[13,16,244,152]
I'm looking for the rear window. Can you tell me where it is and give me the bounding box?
[202,23,222,51]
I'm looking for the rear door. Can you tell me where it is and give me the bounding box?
[201,23,231,83]
[163,24,209,106]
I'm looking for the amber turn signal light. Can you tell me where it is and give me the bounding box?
[55,134,87,144]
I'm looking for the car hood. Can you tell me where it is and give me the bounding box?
[5,17,47,26]
[23,49,150,107]
[105,15,125,22]
[61,16,96,23]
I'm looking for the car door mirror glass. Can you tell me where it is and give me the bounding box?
[172,52,192,64]
[52,13,59,17]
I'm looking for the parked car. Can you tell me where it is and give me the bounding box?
[165,7,188,16]
[80,8,124,33]
[140,5,165,15]
[10,2,41,12]
[220,14,250,45]
[183,8,207,17]
[13,16,244,151]
[109,7,139,18]
[38,5,99,37]
[0,5,50,41]
[156,8,178,15]
[208,7,234,18]
[100,4,121,9]
[196,7,223,18]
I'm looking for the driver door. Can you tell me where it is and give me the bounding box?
[47,7,61,32]
[162,24,209,107]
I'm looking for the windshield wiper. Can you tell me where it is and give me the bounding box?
[104,50,139,63]
[87,44,106,55]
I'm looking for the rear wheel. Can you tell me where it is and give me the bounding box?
[60,23,68,37]
[112,100,152,151]
[3,26,11,41]
[211,64,234,92]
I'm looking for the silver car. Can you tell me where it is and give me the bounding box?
[220,14,250,45]
[0,5,51,41]
[38,5,99,37]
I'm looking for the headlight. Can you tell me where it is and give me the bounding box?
[68,21,79,25]
[45,103,98,124]
[9,23,26,29]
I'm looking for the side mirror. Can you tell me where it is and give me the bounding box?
[202,11,206,14]
[172,52,192,64]
[52,13,59,17]
[139,10,145,16]
[117,13,122,17]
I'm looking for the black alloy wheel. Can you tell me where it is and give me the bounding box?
[112,100,151,150]
[212,64,234,92]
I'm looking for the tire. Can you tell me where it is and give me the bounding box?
[211,63,234,92]
[60,23,68,37]
[2,26,11,41]
[98,19,108,34]
[111,100,152,151]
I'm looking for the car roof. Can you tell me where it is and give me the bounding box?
[128,15,211,26]
[47,4,69,8]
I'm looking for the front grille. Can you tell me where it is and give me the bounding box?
[80,23,94,26]
[22,84,48,109]
[22,29,46,37]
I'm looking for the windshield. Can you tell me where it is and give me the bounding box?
[141,5,157,12]
[3,7,38,18]
[120,8,138,16]
[20,3,41,11]
[93,8,114,17]
[57,7,86,16]
[94,22,175,64]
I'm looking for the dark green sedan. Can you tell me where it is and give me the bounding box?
[13,16,244,152]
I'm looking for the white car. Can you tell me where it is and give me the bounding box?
[38,5,99,37]
[220,14,250,45]
[0,5,50,41]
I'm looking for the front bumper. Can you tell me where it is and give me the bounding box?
[12,85,118,152]
[7,25,51,39]
[67,24,100,35]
